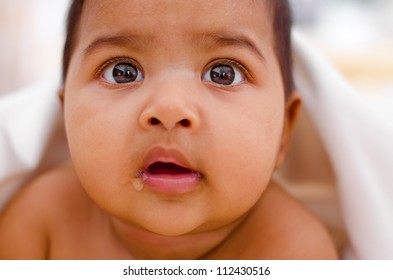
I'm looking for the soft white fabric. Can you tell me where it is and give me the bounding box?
[291,30,393,259]
[0,30,392,259]
[0,77,69,211]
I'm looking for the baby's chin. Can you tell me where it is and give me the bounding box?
[145,224,200,237]
[133,211,248,240]
[110,210,206,238]
[137,214,209,237]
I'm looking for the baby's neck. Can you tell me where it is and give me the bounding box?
[109,216,243,259]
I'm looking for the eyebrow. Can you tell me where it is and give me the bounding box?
[82,34,153,58]
[82,32,265,62]
[195,32,266,62]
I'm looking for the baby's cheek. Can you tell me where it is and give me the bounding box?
[207,129,278,217]
[65,111,117,186]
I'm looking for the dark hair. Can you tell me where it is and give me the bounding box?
[62,0,294,97]
[269,0,294,97]
[62,0,84,84]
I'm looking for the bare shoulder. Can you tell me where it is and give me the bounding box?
[255,181,338,259]
[223,181,338,259]
[0,162,89,259]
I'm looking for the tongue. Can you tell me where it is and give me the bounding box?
[148,162,191,175]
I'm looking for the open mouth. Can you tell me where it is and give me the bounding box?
[147,162,194,175]
[135,161,201,194]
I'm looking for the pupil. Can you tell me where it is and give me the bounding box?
[113,63,137,83]
[210,65,235,85]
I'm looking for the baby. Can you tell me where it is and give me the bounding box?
[0,0,337,259]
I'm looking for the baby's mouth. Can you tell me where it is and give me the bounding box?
[135,161,202,194]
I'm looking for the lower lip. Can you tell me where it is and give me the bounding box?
[140,172,201,194]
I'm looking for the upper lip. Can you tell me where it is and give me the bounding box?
[142,146,194,171]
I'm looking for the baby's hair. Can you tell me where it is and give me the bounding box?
[62,0,294,97]
[267,0,294,97]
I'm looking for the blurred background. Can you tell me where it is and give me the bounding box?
[290,0,393,96]
[0,0,68,95]
[0,0,392,96]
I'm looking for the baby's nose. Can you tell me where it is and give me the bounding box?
[138,82,201,132]
[139,103,199,131]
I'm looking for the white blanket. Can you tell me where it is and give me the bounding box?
[291,30,393,259]
[1,30,392,259]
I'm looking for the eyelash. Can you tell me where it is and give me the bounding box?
[95,56,141,78]
[204,58,253,82]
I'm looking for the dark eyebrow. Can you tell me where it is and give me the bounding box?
[82,32,265,62]
[196,33,265,62]
[82,34,152,58]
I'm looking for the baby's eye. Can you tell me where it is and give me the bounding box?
[202,64,245,86]
[102,62,143,84]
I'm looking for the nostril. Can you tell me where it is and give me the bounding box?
[149,117,160,125]
[146,117,192,128]
[179,119,191,127]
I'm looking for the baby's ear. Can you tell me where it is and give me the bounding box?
[58,86,65,107]
[276,91,302,168]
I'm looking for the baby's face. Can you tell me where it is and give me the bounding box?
[64,0,291,236]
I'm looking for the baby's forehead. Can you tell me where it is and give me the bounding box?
[79,0,273,53]
[82,0,270,33]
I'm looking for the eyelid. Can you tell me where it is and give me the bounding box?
[204,58,254,83]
